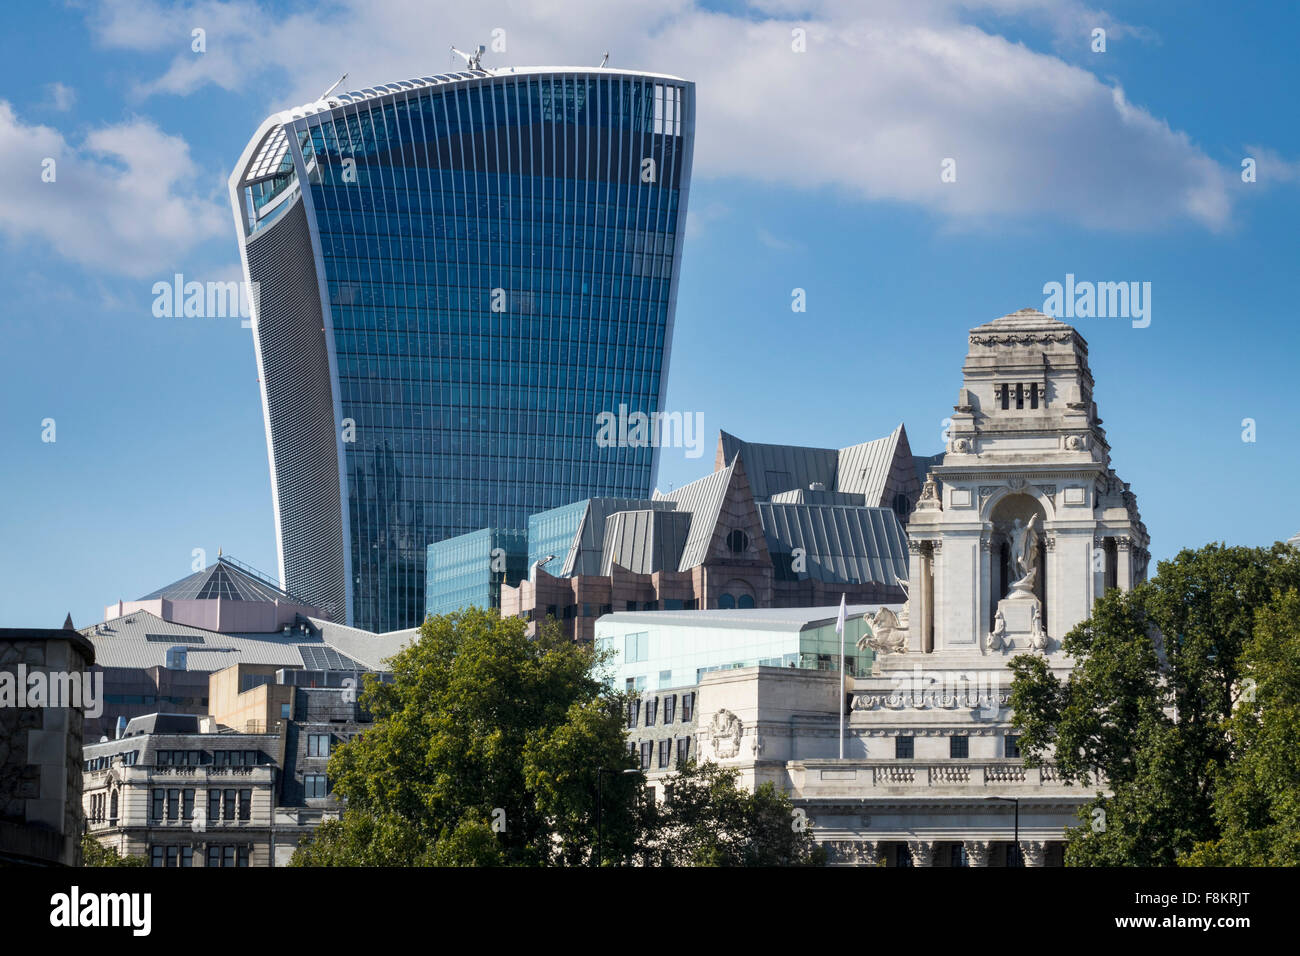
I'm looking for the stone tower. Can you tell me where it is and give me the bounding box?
[901,309,1149,665]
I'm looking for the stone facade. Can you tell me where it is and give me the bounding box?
[0,623,96,866]
[632,311,1146,865]
[82,665,373,866]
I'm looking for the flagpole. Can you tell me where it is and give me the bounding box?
[837,593,846,760]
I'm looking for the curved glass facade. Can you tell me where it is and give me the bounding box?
[232,69,695,631]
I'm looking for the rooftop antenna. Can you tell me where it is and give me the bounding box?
[598,51,610,68]
[450,44,486,70]
[319,72,348,100]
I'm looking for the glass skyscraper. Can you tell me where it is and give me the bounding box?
[229,67,695,630]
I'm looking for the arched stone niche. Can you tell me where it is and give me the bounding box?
[987,493,1049,619]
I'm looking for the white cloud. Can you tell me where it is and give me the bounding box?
[46,83,77,111]
[0,103,227,278]
[82,0,1244,231]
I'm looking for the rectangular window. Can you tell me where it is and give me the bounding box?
[895,736,914,759]
[151,789,164,821]
[165,846,178,868]
[308,734,331,758]
[625,698,640,729]
[156,750,172,766]
[681,692,694,722]
[639,741,653,770]
[645,698,658,726]
[675,737,691,767]
[663,694,676,724]
[237,846,250,867]
[305,774,328,799]
[950,735,969,759]
[1015,383,1024,410]
[659,669,672,686]
[1005,735,1021,759]
[223,846,236,868]
[180,846,193,868]
[223,789,236,820]
[658,739,671,769]
[238,789,252,821]
[280,703,291,719]
[182,789,195,821]
[206,846,219,868]
[207,789,221,822]
[151,846,164,867]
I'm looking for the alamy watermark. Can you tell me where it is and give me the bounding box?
[595,404,705,459]
[1,666,103,719]
[152,274,259,326]
[1042,274,1151,328]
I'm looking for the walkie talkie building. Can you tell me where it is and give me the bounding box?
[229,67,695,631]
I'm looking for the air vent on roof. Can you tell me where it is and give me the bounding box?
[809,482,826,492]
[145,633,205,644]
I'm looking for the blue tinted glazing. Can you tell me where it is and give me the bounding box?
[301,73,691,631]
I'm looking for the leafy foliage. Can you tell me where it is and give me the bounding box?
[291,608,828,867]
[1008,542,1300,865]
[81,832,146,866]
[644,760,825,866]
[292,609,640,866]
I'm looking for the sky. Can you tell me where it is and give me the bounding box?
[1,0,1297,628]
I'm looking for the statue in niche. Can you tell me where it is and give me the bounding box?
[1008,514,1041,593]
[988,608,1008,651]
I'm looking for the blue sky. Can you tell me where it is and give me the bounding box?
[1,0,1297,628]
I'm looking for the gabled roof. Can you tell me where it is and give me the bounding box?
[139,556,309,605]
[655,461,737,571]
[717,430,838,500]
[718,424,915,508]
[837,423,909,503]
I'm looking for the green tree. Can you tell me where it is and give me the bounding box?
[81,832,146,866]
[1183,589,1300,865]
[291,609,642,866]
[1008,542,1300,866]
[646,760,825,866]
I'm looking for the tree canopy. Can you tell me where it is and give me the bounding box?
[291,608,821,866]
[1008,541,1300,865]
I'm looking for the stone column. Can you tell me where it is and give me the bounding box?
[1019,840,1046,867]
[964,840,991,867]
[979,535,993,642]
[908,840,935,867]
[1116,537,1133,593]
[907,540,925,654]
[926,542,940,654]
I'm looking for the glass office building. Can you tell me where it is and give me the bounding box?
[230,67,695,630]
[425,528,527,617]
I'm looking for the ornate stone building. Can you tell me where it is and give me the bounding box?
[603,310,1149,865]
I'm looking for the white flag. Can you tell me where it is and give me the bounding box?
[835,593,846,636]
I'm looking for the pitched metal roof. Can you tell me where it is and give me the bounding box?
[560,497,678,576]
[654,462,736,571]
[836,424,904,503]
[599,509,693,575]
[757,502,909,586]
[718,430,838,500]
